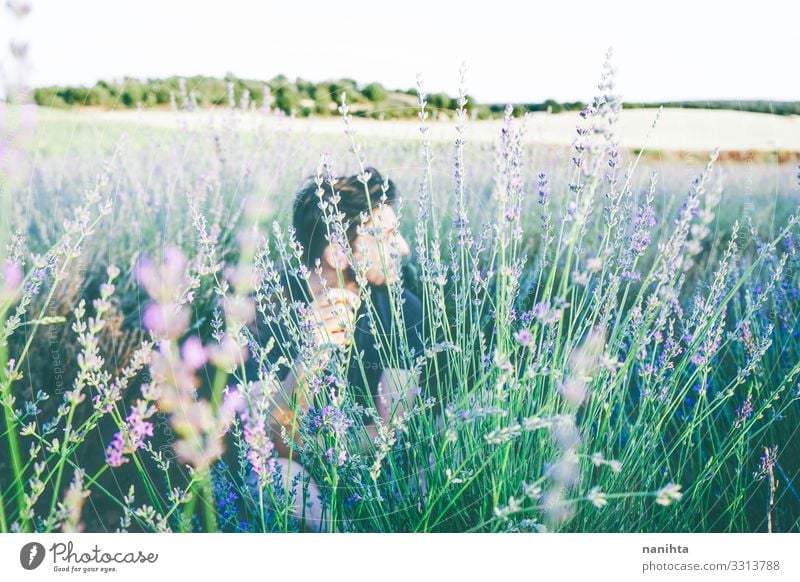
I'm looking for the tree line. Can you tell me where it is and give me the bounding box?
[32,74,800,119]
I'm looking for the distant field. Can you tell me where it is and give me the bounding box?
[3,95,800,534]
[32,106,800,159]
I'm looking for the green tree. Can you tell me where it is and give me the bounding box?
[428,92,451,111]
[315,92,335,115]
[274,86,300,115]
[296,78,315,99]
[544,99,563,113]
[120,79,145,107]
[362,82,386,102]
[33,87,67,108]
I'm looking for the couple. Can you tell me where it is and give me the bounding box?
[240,168,428,531]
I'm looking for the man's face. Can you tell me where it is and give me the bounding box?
[353,205,410,286]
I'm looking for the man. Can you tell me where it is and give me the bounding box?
[241,167,425,531]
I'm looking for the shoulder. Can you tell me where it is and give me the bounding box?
[401,287,421,311]
[368,285,421,317]
[401,288,424,344]
[369,285,424,344]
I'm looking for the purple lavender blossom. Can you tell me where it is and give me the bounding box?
[240,409,277,484]
[520,310,535,327]
[754,445,778,481]
[344,492,362,508]
[142,302,191,339]
[533,301,562,325]
[181,335,208,370]
[514,329,533,347]
[306,405,353,439]
[734,395,753,429]
[105,401,155,467]
[1,260,22,298]
[135,245,189,304]
[326,447,347,466]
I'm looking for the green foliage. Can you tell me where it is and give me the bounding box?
[623,101,800,116]
[427,92,454,111]
[274,85,300,115]
[315,92,335,115]
[33,87,69,108]
[544,98,562,113]
[362,82,387,102]
[120,78,145,107]
[30,75,800,120]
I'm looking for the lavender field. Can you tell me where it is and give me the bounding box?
[2,58,800,533]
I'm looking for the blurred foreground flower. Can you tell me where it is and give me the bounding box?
[1,259,23,303]
[655,483,683,506]
[172,390,244,470]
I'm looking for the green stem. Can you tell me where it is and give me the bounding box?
[0,335,30,531]
[211,366,227,412]
[201,468,217,532]
[181,482,198,532]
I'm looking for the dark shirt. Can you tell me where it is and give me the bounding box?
[240,272,425,414]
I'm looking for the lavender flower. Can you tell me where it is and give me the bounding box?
[57,468,91,533]
[181,336,208,370]
[587,486,608,509]
[142,302,191,340]
[734,395,753,429]
[305,405,354,439]
[533,301,562,325]
[655,483,683,506]
[135,245,192,305]
[1,259,23,303]
[106,400,156,467]
[240,408,276,487]
[513,328,533,347]
[325,447,348,466]
[754,446,778,481]
[172,398,239,470]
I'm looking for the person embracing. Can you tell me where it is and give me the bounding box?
[241,167,427,531]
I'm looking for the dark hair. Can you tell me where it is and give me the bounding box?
[292,166,399,267]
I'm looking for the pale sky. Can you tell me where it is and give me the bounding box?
[2,0,799,103]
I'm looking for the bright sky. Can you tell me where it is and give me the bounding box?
[2,0,799,103]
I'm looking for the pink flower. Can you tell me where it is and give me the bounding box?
[1,260,23,302]
[149,342,200,412]
[171,400,216,435]
[514,329,533,347]
[206,333,247,370]
[181,336,208,370]
[533,301,562,325]
[222,294,256,326]
[326,447,348,466]
[224,263,259,294]
[170,400,231,470]
[241,408,276,485]
[142,302,190,339]
[135,245,189,304]
[218,387,246,426]
[105,400,155,467]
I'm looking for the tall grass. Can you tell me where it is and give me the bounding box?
[2,51,799,533]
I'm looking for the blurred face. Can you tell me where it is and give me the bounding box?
[353,205,410,286]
